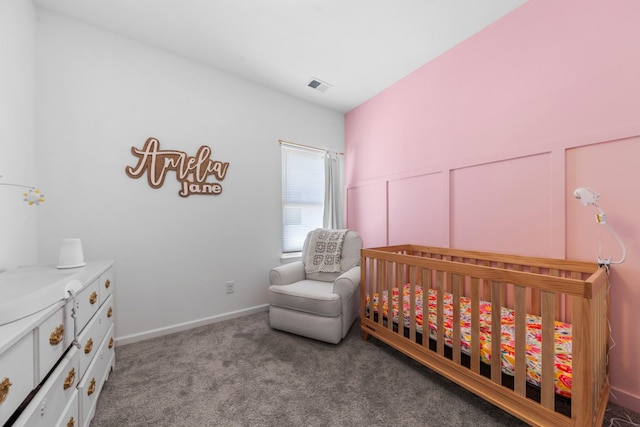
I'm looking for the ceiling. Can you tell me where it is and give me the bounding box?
[32,0,527,113]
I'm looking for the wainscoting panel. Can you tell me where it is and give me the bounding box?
[388,172,447,246]
[346,182,388,248]
[449,152,552,256]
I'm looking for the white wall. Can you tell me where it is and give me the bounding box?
[35,10,344,342]
[0,0,38,270]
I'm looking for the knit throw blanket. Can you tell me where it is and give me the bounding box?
[304,229,347,274]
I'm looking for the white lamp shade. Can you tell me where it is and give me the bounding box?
[57,238,86,269]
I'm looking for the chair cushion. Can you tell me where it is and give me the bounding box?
[268,280,341,317]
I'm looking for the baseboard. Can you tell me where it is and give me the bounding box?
[610,386,640,414]
[114,304,269,346]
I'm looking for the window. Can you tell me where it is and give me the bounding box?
[281,144,325,253]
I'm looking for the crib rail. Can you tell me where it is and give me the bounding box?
[360,245,609,427]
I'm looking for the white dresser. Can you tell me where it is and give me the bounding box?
[0,261,115,427]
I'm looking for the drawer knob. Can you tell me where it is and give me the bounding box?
[104,279,111,289]
[49,324,65,346]
[89,291,98,305]
[66,416,75,427]
[87,378,96,396]
[84,337,94,354]
[108,337,114,349]
[63,368,76,390]
[0,377,12,404]
[107,307,113,318]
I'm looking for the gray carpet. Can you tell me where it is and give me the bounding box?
[92,311,640,427]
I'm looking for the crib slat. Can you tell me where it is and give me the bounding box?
[410,265,417,286]
[514,285,527,397]
[541,290,555,409]
[470,277,480,374]
[452,273,462,364]
[400,262,407,285]
[421,268,431,350]
[530,266,541,316]
[386,261,393,332]
[436,270,445,356]
[378,260,385,328]
[496,263,506,307]
[491,281,502,384]
[420,267,427,289]
[409,266,417,342]
[371,259,376,324]
[549,269,562,320]
[478,260,492,301]
[397,263,405,335]
[568,271,581,327]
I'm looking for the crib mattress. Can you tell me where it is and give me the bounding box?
[367,284,572,398]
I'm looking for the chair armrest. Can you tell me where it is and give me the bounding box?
[332,266,361,299]
[269,261,306,286]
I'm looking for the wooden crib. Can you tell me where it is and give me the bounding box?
[360,245,609,427]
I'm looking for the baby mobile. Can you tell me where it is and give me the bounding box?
[0,174,45,205]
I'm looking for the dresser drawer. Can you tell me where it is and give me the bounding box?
[99,268,114,305]
[55,391,78,427]
[0,332,35,426]
[78,324,115,427]
[37,306,70,382]
[13,348,80,427]
[75,279,100,334]
[78,294,114,378]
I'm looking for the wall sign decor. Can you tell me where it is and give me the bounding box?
[125,137,230,197]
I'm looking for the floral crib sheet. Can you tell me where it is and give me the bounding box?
[366,284,572,398]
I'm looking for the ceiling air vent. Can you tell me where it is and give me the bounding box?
[307,78,332,93]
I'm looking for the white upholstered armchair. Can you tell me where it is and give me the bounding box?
[268,229,362,344]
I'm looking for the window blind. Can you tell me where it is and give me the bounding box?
[281,144,325,253]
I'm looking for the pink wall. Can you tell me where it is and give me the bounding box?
[345,0,640,412]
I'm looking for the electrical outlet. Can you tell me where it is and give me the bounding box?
[225,281,235,294]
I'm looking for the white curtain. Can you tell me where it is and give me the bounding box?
[323,151,344,229]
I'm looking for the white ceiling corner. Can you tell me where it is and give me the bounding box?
[32,0,527,113]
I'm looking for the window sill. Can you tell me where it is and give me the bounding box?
[280,252,302,263]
